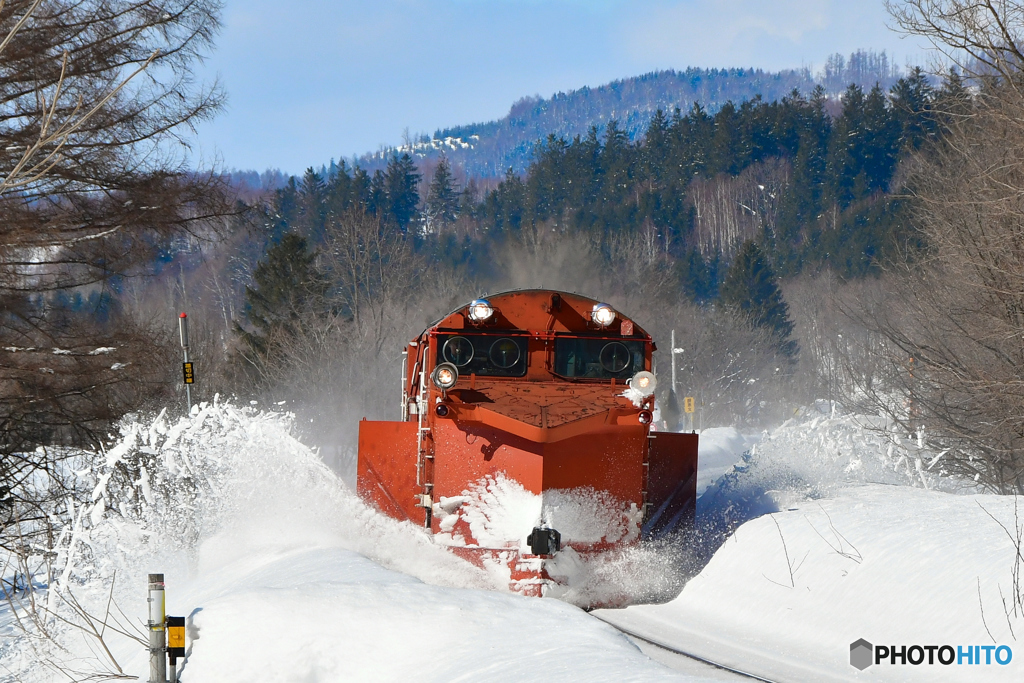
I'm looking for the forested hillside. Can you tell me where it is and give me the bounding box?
[271,67,950,290]
[356,50,902,177]
[479,68,957,284]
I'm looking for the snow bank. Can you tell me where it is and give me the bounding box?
[1,401,690,682]
[170,547,697,683]
[601,410,1023,681]
[603,486,1023,681]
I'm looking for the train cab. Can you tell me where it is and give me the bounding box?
[357,289,697,601]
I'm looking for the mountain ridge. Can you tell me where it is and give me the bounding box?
[355,51,902,178]
[229,50,904,188]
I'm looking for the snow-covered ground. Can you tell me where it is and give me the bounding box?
[600,485,1021,682]
[163,547,700,682]
[0,402,705,682]
[2,401,1022,681]
[602,409,1023,681]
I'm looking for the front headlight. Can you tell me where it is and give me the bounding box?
[591,303,616,327]
[467,298,494,322]
[629,370,657,397]
[431,362,459,390]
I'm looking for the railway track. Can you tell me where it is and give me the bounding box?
[595,615,777,682]
[592,610,855,682]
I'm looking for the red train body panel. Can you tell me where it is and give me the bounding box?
[356,289,698,604]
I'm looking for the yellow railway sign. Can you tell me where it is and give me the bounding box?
[182,362,195,385]
[167,615,185,657]
[684,396,695,413]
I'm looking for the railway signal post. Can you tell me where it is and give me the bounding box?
[179,313,193,415]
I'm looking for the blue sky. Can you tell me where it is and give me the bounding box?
[190,1,933,174]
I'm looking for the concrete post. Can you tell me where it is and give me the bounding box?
[148,574,166,683]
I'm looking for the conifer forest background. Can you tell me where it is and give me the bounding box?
[7,0,1024,504]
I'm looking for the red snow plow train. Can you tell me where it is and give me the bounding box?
[357,290,697,603]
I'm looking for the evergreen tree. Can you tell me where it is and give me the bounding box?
[890,67,935,150]
[709,101,740,174]
[677,248,715,302]
[827,84,866,208]
[459,177,481,219]
[425,154,460,231]
[642,109,670,180]
[484,168,527,234]
[720,240,797,358]
[240,232,328,360]
[384,153,422,230]
[352,166,373,206]
[325,160,357,217]
[860,85,901,194]
[368,169,387,216]
[297,168,327,240]
[267,177,299,243]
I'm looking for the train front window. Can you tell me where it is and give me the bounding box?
[435,334,528,377]
[554,338,646,379]
[489,338,521,368]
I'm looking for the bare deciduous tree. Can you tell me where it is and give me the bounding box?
[856,1,1024,491]
[1,0,230,544]
[689,159,790,259]
[887,1,1024,83]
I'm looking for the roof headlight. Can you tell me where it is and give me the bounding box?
[629,370,657,397]
[467,298,494,322]
[431,362,459,390]
[591,303,616,327]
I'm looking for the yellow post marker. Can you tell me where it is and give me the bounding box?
[167,615,185,682]
[684,396,695,413]
[167,616,185,654]
[182,362,195,384]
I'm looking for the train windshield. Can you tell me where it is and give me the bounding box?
[554,338,646,379]
[434,334,528,377]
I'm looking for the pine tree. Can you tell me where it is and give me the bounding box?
[720,240,797,358]
[642,109,670,180]
[368,169,387,216]
[678,248,714,302]
[459,177,480,218]
[890,67,935,150]
[384,153,422,230]
[297,168,327,240]
[240,232,327,359]
[425,154,460,232]
[827,84,866,209]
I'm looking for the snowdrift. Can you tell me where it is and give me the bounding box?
[0,400,688,682]
[4,401,1023,682]
[601,411,1024,682]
